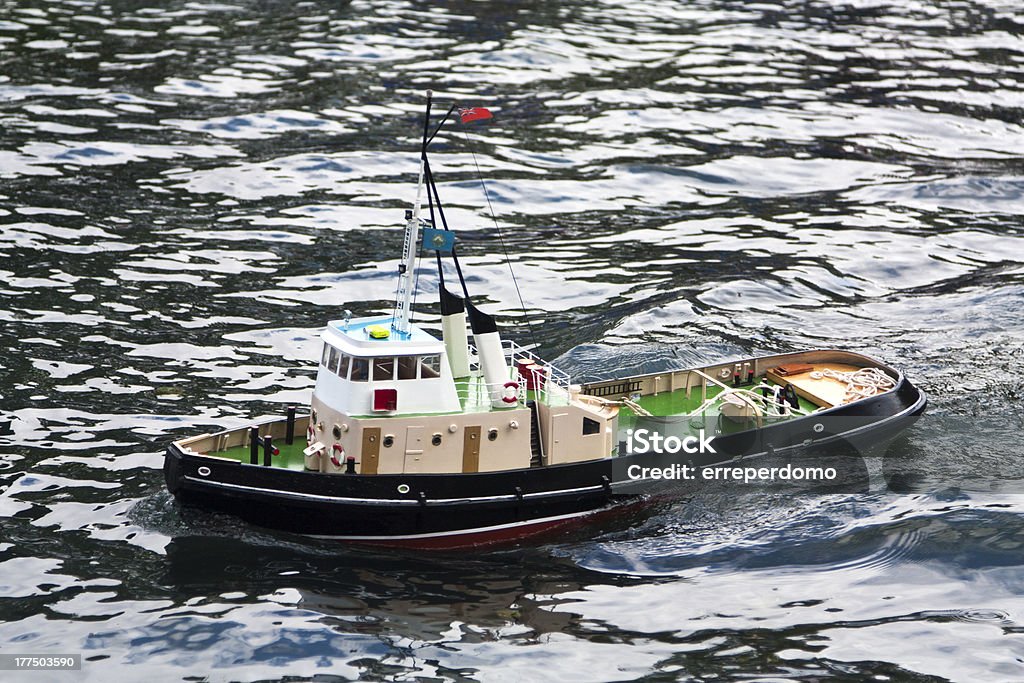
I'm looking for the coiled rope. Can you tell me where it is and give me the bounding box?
[687,384,814,419]
[810,367,896,402]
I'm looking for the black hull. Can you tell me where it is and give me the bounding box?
[165,442,620,546]
[164,366,926,548]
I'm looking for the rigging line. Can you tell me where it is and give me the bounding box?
[400,90,434,331]
[426,161,471,299]
[427,104,457,147]
[391,255,402,324]
[394,96,435,328]
[411,246,423,325]
[424,149,446,291]
[461,128,536,345]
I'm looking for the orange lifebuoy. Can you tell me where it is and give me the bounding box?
[331,443,344,467]
[501,381,519,404]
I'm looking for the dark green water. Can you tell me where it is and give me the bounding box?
[1,0,1023,680]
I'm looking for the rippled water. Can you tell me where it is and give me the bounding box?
[2,0,1024,680]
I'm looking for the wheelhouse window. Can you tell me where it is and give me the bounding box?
[397,355,418,380]
[373,357,394,381]
[350,358,369,382]
[330,353,443,381]
[582,417,601,435]
[420,354,441,378]
[327,346,342,374]
[321,345,352,379]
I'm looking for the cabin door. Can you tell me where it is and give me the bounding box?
[463,426,481,473]
[361,427,380,475]
[403,426,424,472]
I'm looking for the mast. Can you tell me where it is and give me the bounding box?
[392,92,500,397]
[393,90,433,336]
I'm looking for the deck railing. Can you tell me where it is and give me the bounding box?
[454,376,527,409]
[466,339,571,406]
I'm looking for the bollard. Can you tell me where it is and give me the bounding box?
[285,405,296,445]
[249,426,259,465]
[263,435,273,467]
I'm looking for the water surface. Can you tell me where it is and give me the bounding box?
[2,0,1024,680]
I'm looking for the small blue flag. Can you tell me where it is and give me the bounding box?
[421,228,455,253]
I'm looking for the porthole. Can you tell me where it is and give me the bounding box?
[397,484,410,494]
[487,428,498,442]
[813,423,824,433]
[332,424,342,439]
[197,466,211,477]
[431,433,442,447]
[383,435,394,448]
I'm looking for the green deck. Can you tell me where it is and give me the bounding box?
[628,381,817,417]
[616,380,820,435]
[455,374,498,412]
[220,439,310,470]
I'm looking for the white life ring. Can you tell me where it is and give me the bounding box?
[501,381,519,404]
[331,443,344,468]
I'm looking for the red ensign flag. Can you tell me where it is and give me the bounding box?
[458,107,493,123]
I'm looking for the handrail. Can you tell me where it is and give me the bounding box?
[467,339,571,405]
[454,375,526,407]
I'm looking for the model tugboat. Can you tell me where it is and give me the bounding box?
[164,94,927,548]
